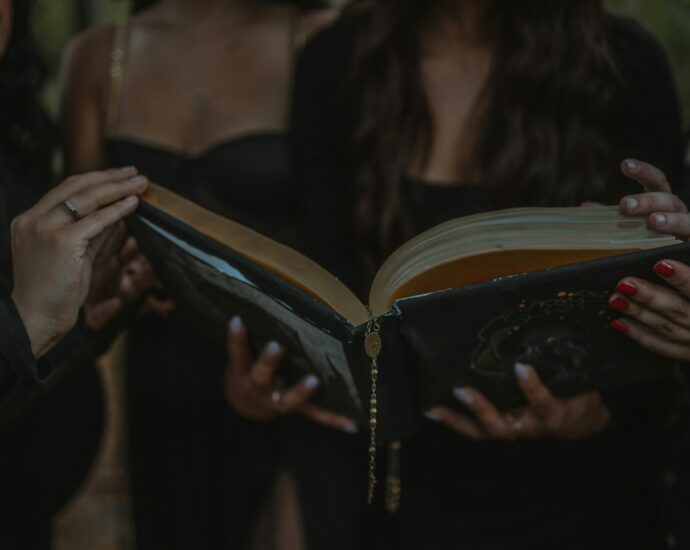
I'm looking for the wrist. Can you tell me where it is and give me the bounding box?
[10,293,60,358]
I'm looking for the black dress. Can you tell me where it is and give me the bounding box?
[0,163,105,549]
[103,133,298,549]
[290,13,688,550]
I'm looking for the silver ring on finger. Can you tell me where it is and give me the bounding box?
[62,199,80,221]
[271,389,288,413]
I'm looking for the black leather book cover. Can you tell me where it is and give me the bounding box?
[128,203,369,424]
[396,243,690,412]
[129,200,690,441]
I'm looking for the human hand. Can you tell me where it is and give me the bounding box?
[224,316,358,433]
[618,159,689,239]
[117,248,175,319]
[11,167,147,356]
[609,260,690,362]
[427,363,610,440]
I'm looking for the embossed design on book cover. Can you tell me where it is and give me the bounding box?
[470,290,613,383]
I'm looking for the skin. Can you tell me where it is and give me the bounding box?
[609,159,690,362]
[0,0,11,56]
[2,0,149,357]
[10,169,149,357]
[411,0,611,439]
[60,0,339,425]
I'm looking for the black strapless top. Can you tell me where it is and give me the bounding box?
[104,132,299,245]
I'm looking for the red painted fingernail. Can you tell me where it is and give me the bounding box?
[610,320,630,335]
[616,282,638,296]
[609,297,629,311]
[654,261,676,279]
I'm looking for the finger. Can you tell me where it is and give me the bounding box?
[426,407,485,440]
[279,375,321,411]
[613,275,690,330]
[652,261,690,300]
[47,175,148,226]
[453,388,515,439]
[509,410,544,439]
[298,402,359,434]
[610,317,690,362]
[645,212,690,239]
[88,253,122,304]
[250,340,285,389]
[85,296,124,331]
[93,221,128,269]
[120,237,140,265]
[619,193,687,218]
[72,195,140,241]
[33,167,138,215]
[609,292,690,344]
[227,316,252,376]
[620,159,671,193]
[138,296,176,318]
[119,258,160,299]
[514,363,560,420]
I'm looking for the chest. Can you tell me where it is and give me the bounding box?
[414,48,492,182]
[116,25,293,153]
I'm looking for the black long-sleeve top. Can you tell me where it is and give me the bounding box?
[0,173,101,431]
[291,12,688,550]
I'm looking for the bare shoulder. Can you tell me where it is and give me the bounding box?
[61,23,117,94]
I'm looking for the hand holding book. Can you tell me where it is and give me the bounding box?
[427,362,611,440]
[610,159,690,362]
[224,316,358,433]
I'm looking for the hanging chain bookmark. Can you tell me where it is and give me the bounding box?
[364,307,382,504]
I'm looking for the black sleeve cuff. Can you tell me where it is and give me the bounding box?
[0,297,38,382]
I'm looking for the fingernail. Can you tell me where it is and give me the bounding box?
[626,159,640,173]
[453,388,474,406]
[515,362,531,381]
[425,411,441,422]
[625,197,639,211]
[229,316,243,333]
[130,175,147,185]
[653,213,667,228]
[120,166,136,174]
[123,195,138,204]
[610,320,630,335]
[609,297,629,311]
[304,375,320,390]
[654,261,676,279]
[616,281,637,296]
[266,341,282,356]
[343,423,359,434]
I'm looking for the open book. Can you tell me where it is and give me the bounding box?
[128,183,690,441]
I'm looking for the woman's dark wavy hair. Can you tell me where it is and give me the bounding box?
[348,0,620,267]
[0,0,53,185]
[132,0,326,14]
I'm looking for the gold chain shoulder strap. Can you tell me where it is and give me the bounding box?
[106,23,128,138]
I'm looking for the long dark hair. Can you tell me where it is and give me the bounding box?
[132,0,326,14]
[349,0,620,266]
[0,0,53,193]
